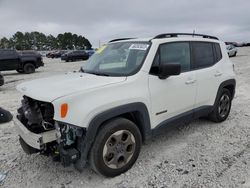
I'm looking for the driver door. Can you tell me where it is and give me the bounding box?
[149,42,197,128]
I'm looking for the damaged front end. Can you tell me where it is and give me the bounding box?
[15,96,86,167]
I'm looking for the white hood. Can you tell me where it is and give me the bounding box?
[16,72,126,102]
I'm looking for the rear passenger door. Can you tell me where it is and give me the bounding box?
[192,42,223,108]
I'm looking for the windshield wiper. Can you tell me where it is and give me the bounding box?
[81,70,110,76]
[88,72,110,76]
[80,68,110,76]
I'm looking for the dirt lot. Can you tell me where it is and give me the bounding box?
[0,48,250,188]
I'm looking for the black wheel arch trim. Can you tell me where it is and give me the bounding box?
[214,79,236,107]
[74,102,151,171]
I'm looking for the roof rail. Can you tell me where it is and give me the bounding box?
[109,38,136,43]
[153,33,219,40]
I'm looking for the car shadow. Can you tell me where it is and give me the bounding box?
[5,79,24,84]
[2,71,42,76]
[232,55,248,57]
[2,72,21,76]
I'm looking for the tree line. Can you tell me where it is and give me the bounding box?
[0,31,92,50]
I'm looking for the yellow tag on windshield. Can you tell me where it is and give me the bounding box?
[96,45,106,54]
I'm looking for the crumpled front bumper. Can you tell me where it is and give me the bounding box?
[14,118,60,150]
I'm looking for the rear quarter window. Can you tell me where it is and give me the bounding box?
[214,43,222,62]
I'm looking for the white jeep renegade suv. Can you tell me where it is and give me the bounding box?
[15,33,236,177]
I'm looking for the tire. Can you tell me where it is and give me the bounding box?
[0,74,4,86]
[89,118,142,177]
[16,69,24,73]
[233,52,237,57]
[23,63,35,74]
[209,88,232,122]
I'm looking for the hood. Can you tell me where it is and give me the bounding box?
[16,72,126,102]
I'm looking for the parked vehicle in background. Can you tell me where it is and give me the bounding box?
[50,50,67,58]
[225,42,244,47]
[0,49,44,74]
[61,50,89,62]
[85,49,96,57]
[46,51,59,58]
[0,72,4,86]
[38,51,47,57]
[226,44,237,57]
[46,51,53,58]
[15,33,236,177]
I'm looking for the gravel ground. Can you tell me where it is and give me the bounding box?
[0,48,250,188]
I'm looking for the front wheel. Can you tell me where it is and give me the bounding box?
[23,63,35,74]
[209,88,232,122]
[89,118,142,177]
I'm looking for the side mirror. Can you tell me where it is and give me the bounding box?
[158,63,181,79]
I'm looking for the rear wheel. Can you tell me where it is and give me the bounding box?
[209,88,232,122]
[23,63,35,74]
[89,118,142,177]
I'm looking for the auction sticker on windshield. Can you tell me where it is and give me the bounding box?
[129,44,149,51]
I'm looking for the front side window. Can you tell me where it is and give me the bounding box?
[81,42,150,76]
[193,42,214,69]
[150,42,191,74]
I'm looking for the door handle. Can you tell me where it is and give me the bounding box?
[214,71,222,77]
[185,79,196,85]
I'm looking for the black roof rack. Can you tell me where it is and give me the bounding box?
[153,33,219,40]
[109,38,136,43]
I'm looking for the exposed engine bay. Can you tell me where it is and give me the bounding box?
[16,96,85,167]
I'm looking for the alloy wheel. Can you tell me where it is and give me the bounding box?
[102,130,136,169]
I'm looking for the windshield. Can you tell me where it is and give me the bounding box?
[81,41,150,76]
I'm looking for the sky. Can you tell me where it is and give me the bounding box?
[0,0,249,47]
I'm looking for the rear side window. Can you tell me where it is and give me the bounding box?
[214,43,222,62]
[192,42,214,69]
